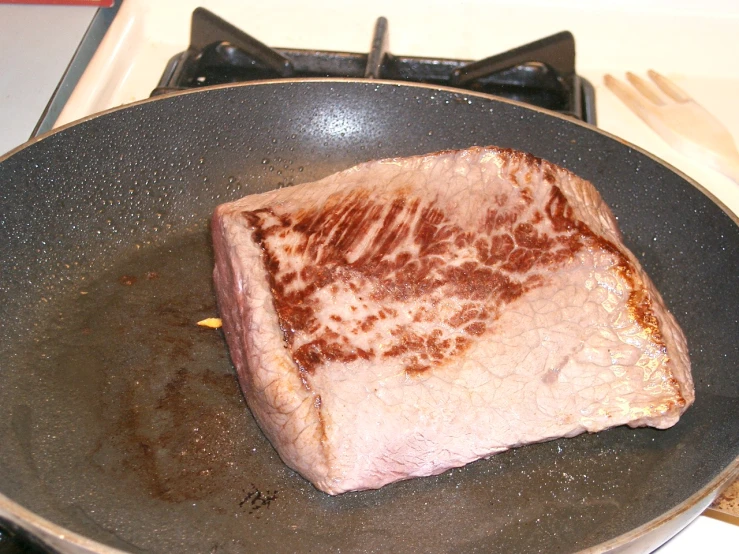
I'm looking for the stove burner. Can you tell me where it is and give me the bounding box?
[153,8,595,125]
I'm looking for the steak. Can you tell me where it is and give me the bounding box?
[211,146,694,495]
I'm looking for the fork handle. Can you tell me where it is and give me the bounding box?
[671,129,739,187]
[718,154,739,186]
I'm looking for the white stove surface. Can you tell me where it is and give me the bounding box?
[1,0,738,552]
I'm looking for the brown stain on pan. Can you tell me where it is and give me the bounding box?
[109,364,244,503]
[80,234,268,505]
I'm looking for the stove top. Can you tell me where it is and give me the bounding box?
[152,8,595,125]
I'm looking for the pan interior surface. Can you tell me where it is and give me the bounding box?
[0,81,737,553]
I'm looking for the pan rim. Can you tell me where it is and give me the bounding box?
[2,460,736,554]
[576,458,739,553]
[1,77,737,553]
[2,77,737,229]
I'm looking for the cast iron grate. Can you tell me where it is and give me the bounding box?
[152,8,596,125]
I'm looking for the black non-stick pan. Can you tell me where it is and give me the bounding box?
[1,80,737,553]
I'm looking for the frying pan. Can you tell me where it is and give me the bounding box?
[0,80,737,554]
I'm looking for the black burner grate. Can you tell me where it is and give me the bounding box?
[153,8,596,125]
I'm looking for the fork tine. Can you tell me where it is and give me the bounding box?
[647,70,691,103]
[625,72,665,106]
[604,74,657,122]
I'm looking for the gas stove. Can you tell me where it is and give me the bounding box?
[0,1,738,553]
[148,8,596,124]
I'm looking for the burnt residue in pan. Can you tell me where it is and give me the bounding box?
[1,231,298,550]
[57,231,274,504]
[104,365,243,503]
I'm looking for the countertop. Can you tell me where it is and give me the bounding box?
[0,3,98,157]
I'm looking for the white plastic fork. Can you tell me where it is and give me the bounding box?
[604,70,739,185]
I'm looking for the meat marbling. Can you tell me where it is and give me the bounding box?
[211,146,694,495]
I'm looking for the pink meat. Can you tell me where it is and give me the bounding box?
[211,146,694,495]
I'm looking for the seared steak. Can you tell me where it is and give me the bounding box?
[211,146,693,495]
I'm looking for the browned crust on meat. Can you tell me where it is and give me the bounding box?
[240,146,682,407]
